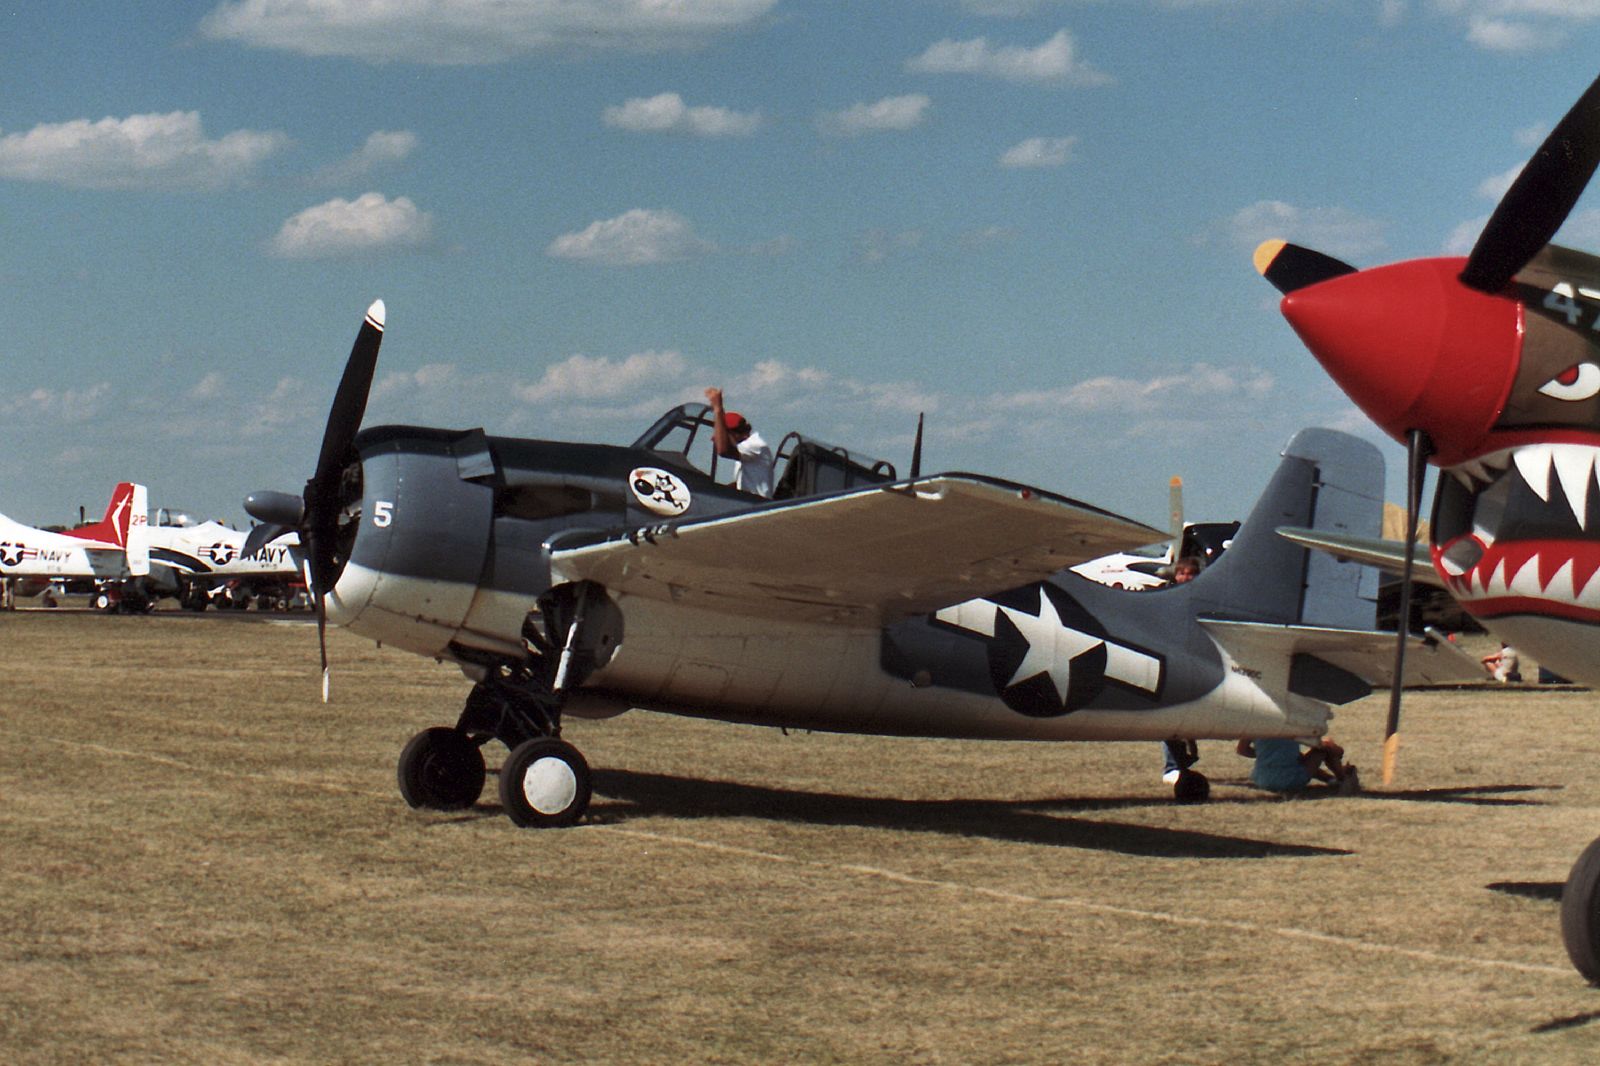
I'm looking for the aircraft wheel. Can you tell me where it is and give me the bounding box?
[397,727,485,811]
[1560,835,1600,983]
[499,738,591,828]
[1173,769,1210,805]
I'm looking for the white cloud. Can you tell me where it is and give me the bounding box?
[1443,213,1491,254]
[0,383,115,424]
[519,350,689,404]
[1466,15,1562,48]
[1475,161,1523,200]
[240,377,317,436]
[999,135,1077,168]
[269,192,435,258]
[546,208,715,265]
[188,372,226,402]
[0,111,286,190]
[313,130,419,185]
[199,0,778,64]
[992,364,1275,416]
[1225,200,1388,260]
[816,94,932,137]
[905,29,1111,86]
[1515,121,1550,148]
[603,93,762,137]
[1428,1,1600,50]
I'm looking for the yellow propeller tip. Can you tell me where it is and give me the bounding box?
[1381,732,1400,786]
[1253,239,1287,277]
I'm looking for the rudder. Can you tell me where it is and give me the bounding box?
[1189,428,1383,629]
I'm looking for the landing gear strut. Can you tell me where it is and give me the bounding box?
[395,581,621,829]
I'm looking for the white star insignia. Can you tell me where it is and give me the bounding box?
[997,593,1104,704]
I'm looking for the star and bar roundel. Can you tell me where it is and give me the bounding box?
[934,583,1166,718]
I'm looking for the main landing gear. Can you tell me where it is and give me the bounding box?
[1561,836,1600,983]
[395,582,620,829]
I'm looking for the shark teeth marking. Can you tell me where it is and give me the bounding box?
[1492,444,1599,528]
[1580,567,1600,609]
[1514,447,1554,502]
[1509,555,1544,598]
[1552,446,1597,530]
[1547,558,1576,599]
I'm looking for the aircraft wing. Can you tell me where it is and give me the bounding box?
[549,474,1164,625]
[1201,620,1484,688]
[1276,526,1446,589]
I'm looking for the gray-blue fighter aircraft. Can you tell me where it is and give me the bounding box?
[243,301,1479,828]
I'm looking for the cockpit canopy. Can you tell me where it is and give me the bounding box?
[154,507,201,529]
[631,403,901,500]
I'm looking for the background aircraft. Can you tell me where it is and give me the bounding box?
[140,507,303,611]
[1253,69,1600,982]
[1,483,148,604]
[242,302,1475,831]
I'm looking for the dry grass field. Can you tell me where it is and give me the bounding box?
[5,611,1600,1063]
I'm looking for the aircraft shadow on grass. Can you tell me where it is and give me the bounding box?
[1487,880,1564,902]
[1357,783,1558,807]
[528,768,1349,859]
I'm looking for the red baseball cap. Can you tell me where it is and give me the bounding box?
[722,411,748,431]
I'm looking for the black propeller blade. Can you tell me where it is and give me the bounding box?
[1460,71,1600,293]
[242,299,384,701]
[305,300,385,598]
[1253,239,1357,295]
[1383,428,1432,786]
[910,412,924,480]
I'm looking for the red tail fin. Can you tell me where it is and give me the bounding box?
[59,483,136,548]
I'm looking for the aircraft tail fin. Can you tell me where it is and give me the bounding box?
[58,482,138,548]
[1189,428,1383,630]
[125,484,150,577]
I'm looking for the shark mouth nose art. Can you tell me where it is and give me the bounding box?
[1434,443,1600,621]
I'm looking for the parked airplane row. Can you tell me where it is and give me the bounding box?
[13,65,1600,983]
[0,483,302,611]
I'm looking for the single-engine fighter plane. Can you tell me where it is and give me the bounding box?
[1253,68,1600,981]
[243,301,1478,835]
[1,482,149,598]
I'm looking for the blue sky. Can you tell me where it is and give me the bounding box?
[6,1,1600,533]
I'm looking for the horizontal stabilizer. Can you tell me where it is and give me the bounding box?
[551,474,1163,625]
[1202,619,1483,688]
[1276,526,1446,589]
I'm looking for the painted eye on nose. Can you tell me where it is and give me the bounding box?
[1538,362,1600,401]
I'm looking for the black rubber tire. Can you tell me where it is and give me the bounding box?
[1561,835,1600,983]
[397,727,486,811]
[499,738,591,829]
[1173,770,1210,805]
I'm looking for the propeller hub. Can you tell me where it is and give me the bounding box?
[1280,257,1522,466]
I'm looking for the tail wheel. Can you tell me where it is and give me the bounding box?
[499,738,591,829]
[397,727,486,811]
[1561,835,1600,983]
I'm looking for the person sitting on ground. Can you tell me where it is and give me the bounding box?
[1481,643,1522,683]
[704,386,775,498]
[1236,736,1359,795]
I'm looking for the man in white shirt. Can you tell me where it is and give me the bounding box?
[704,386,775,497]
